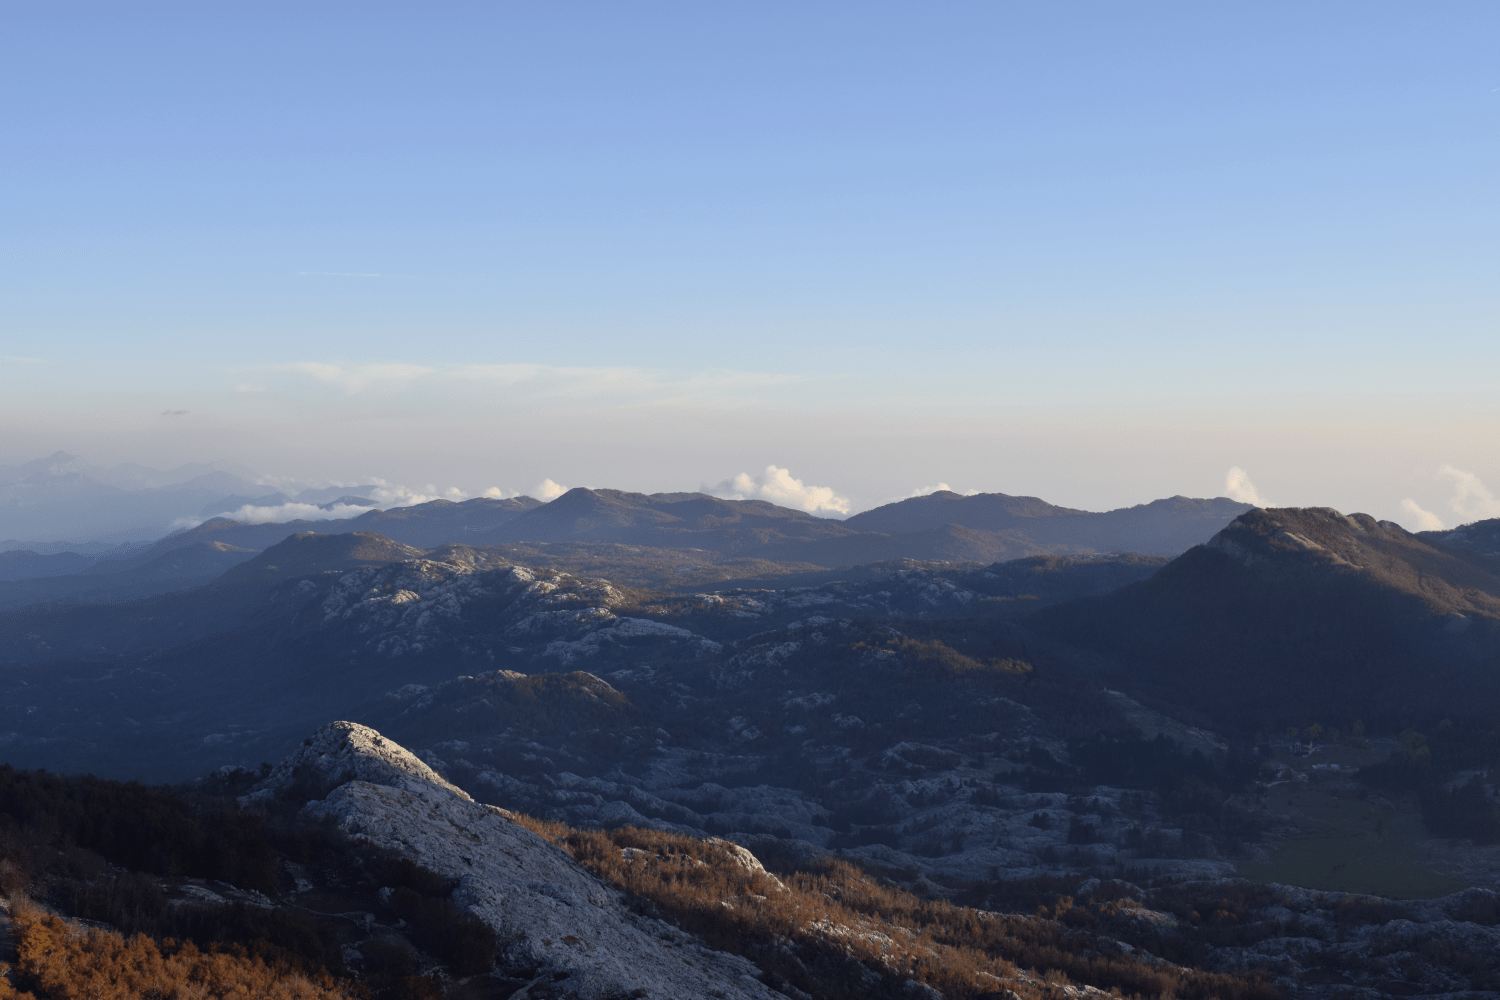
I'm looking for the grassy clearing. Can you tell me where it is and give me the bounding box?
[1237,744,1467,898]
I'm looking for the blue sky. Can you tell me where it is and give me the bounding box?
[2,2,1498,524]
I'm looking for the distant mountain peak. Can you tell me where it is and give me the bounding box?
[214,530,424,586]
[1034,503,1500,731]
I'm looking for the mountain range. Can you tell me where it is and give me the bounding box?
[1,503,1498,870]
[8,499,1500,994]
[0,477,1254,612]
[158,487,1254,564]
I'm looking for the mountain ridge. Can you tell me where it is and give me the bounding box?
[10,487,1253,585]
[1030,505,1500,733]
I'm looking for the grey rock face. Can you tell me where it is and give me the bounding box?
[246,721,780,1000]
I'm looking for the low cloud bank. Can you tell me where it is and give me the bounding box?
[1438,465,1500,522]
[211,502,374,526]
[1224,466,1274,507]
[1398,466,1500,533]
[535,479,569,501]
[1399,498,1444,531]
[170,480,528,531]
[706,465,851,516]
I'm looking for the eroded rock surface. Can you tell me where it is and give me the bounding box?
[246,721,779,1000]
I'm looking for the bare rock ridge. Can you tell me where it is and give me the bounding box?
[244,721,779,1000]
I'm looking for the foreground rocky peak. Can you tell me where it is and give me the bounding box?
[242,720,470,805]
[245,721,778,1000]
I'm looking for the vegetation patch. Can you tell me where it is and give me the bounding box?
[2,905,351,1000]
[512,816,1279,1000]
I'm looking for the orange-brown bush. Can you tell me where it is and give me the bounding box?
[853,636,1033,677]
[4,905,353,1000]
[509,816,1278,1000]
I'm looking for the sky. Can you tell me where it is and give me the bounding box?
[2,1,1498,526]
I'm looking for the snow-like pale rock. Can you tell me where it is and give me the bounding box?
[245,722,780,1000]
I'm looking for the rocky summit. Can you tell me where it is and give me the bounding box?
[244,721,779,1000]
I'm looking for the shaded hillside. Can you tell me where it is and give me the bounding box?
[0,533,1163,675]
[214,531,424,587]
[0,550,95,581]
[0,499,547,609]
[763,521,1069,566]
[0,540,258,611]
[0,531,1161,788]
[0,533,423,664]
[477,487,859,550]
[1422,516,1500,575]
[847,491,1252,555]
[1029,507,1500,734]
[343,494,542,546]
[846,490,1086,532]
[139,495,543,554]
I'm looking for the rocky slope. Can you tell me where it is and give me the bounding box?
[243,721,784,999]
[238,722,1500,1000]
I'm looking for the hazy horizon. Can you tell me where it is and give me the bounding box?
[0,445,1490,547]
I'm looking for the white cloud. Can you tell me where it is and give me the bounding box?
[170,479,481,530]
[3,356,44,364]
[277,362,436,394]
[1224,466,1273,507]
[1399,498,1445,532]
[535,478,569,501]
[271,361,802,407]
[483,486,521,499]
[367,482,467,506]
[1438,465,1500,522]
[449,364,800,402]
[172,501,375,530]
[706,465,851,515]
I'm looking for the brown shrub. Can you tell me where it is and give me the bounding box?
[8,905,354,1000]
[517,821,1279,1000]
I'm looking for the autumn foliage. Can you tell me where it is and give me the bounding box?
[2,904,352,1000]
[510,817,1278,1000]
